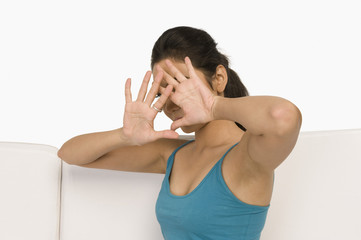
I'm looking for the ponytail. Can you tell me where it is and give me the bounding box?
[225,68,249,98]
[225,68,248,131]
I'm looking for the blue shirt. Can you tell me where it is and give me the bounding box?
[156,140,270,240]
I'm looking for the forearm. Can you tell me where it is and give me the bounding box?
[212,96,301,136]
[57,127,132,165]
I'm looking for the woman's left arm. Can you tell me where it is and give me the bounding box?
[160,57,302,170]
[213,95,302,170]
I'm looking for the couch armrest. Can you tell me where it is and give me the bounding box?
[0,142,61,240]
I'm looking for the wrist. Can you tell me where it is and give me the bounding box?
[211,96,223,121]
[116,128,135,146]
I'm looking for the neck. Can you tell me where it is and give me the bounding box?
[191,120,245,152]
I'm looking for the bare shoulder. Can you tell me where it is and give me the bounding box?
[158,136,193,170]
[233,131,273,175]
[223,133,274,206]
[223,132,274,188]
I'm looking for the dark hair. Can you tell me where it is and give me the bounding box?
[151,26,248,131]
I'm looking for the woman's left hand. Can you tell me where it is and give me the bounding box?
[158,57,217,131]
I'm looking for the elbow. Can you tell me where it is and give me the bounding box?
[57,147,65,160]
[57,148,76,165]
[57,148,69,163]
[271,100,302,136]
[57,149,62,159]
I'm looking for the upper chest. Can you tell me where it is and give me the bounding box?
[167,142,273,206]
[169,142,247,195]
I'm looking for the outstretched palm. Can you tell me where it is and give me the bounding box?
[122,71,178,146]
[160,57,216,131]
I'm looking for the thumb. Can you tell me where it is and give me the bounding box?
[171,118,186,131]
[155,129,179,139]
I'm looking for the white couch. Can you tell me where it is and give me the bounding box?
[1,129,360,240]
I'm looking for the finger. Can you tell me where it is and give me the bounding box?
[158,85,167,95]
[136,71,152,102]
[184,56,197,79]
[162,69,180,89]
[152,85,173,113]
[171,117,186,131]
[168,90,180,107]
[145,70,163,106]
[156,84,175,100]
[165,59,187,82]
[125,78,132,103]
[157,64,179,87]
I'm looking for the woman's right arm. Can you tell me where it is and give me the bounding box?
[57,128,181,173]
[58,69,180,173]
[57,127,131,166]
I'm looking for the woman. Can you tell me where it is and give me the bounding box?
[58,26,302,240]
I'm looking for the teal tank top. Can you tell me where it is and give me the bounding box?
[155,140,270,240]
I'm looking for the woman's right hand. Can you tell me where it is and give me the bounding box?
[122,70,179,146]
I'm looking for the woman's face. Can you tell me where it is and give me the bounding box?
[152,59,216,133]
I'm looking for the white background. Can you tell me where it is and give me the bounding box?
[1,0,360,148]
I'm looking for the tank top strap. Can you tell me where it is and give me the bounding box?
[215,141,240,169]
[166,140,195,173]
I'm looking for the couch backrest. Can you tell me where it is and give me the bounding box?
[261,129,361,239]
[60,163,164,240]
[60,129,361,240]
[0,142,61,240]
[1,129,361,240]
